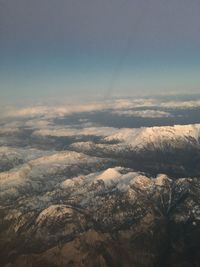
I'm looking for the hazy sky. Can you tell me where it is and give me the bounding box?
[1,0,200,102]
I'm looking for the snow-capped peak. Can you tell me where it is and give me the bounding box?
[105,124,200,149]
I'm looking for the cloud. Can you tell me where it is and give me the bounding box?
[2,98,156,119]
[2,97,200,121]
[112,109,171,118]
[160,99,200,109]
[32,126,119,138]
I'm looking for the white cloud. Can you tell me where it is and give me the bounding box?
[2,98,156,119]
[33,126,119,138]
[112,109,171,118]
[160,99,200,109]
[2,97,200,120]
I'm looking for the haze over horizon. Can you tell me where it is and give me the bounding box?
[1,0,200,102]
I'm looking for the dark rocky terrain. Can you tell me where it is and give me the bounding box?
[1,171,200,267]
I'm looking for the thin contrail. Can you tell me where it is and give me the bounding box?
[104,2,145,100]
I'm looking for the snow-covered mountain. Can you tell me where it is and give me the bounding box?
[69,124,200,178]
[104,124,200,149]
[1,164,200,267]
[70,124,200,156]
[1,100,200,267]
[0,150,111,203]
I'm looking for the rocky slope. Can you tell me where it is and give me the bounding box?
[1,166,200,267]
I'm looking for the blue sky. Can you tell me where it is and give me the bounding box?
[0,0,200,102]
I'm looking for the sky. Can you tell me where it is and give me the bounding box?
[0,0,200,103]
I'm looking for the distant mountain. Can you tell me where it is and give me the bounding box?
[71,124,200,178]
[105,124,200,149]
